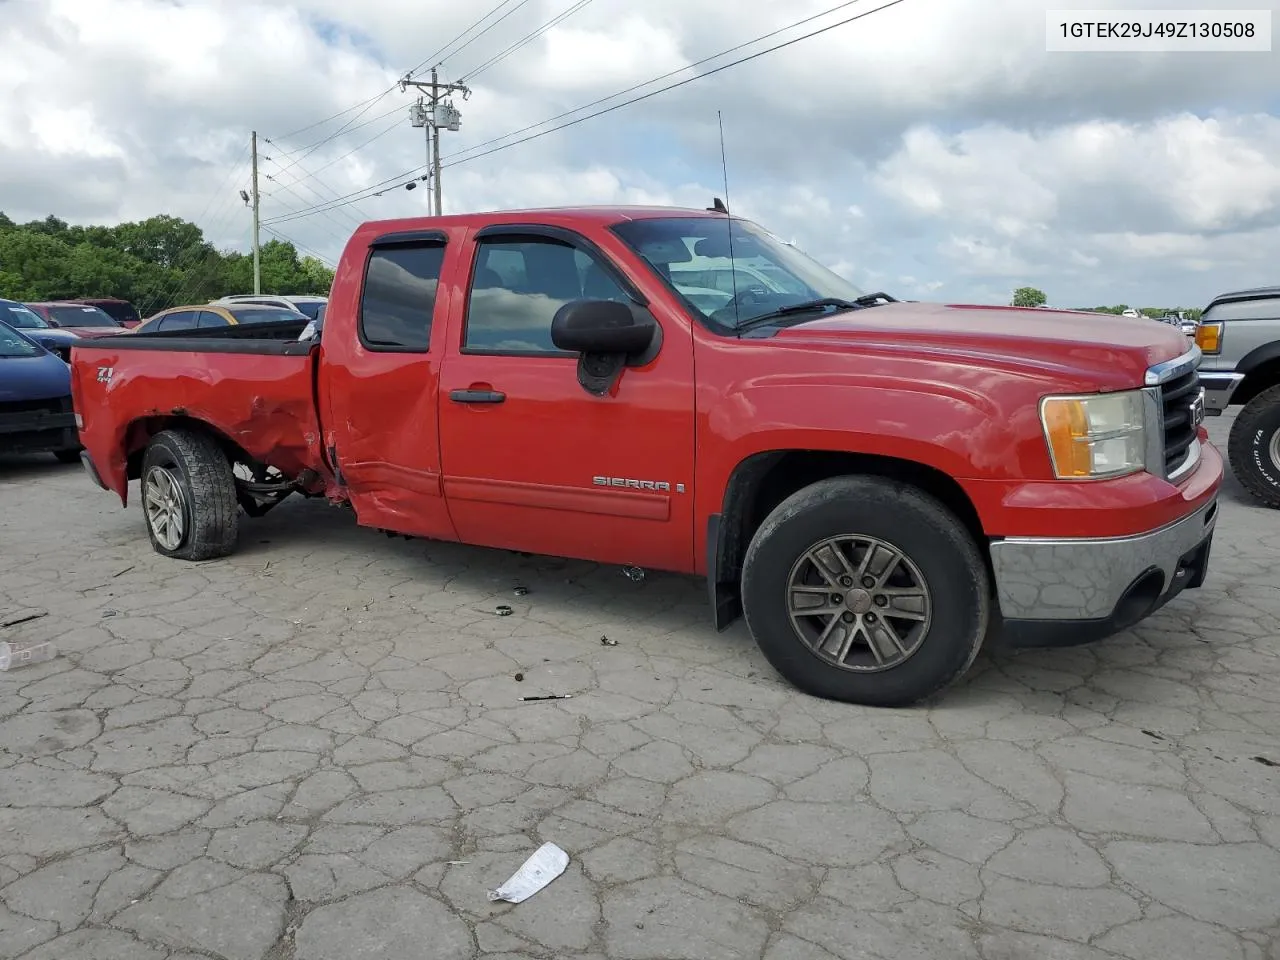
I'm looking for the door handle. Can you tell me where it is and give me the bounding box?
[449,388,506,404]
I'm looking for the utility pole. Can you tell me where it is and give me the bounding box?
[401,69,468,216]
[250,130,261,294]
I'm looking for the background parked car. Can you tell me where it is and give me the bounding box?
[135,302,309,333]
[211,294,327,320]
[71,297,142,328]
[0,321,80,463]
[0,298,78,361]
[26,301,128,338]
[1196,285,1280,508]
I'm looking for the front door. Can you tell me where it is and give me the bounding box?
[437,226,697,573]
[320,227,460,541]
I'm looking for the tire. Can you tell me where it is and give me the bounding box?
[1227,385,1280,510]
[740,476,990,707]
[53,449,81,464]
[140,429,239,560]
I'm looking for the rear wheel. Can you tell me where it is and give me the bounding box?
[1228,385,1280,509]
[741,476,990,707]
[141,429,239,560]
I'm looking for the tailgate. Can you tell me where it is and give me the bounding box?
[71,337,322,505]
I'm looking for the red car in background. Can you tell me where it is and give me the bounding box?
[72,297,142,329]
[27,302,129,338]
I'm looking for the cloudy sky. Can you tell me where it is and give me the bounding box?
[2,0,1276,308]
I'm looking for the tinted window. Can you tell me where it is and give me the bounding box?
[198,311,231,329]
[360,244,444,350]
[46,305,118,327]
[88,301,140,323]
[228,307,306,325]
[292,302,324,320]
[464,238,630,354]
[0,304,48,329]
[156,311,199,332]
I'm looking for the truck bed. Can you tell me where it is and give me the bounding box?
[69,322,325,505]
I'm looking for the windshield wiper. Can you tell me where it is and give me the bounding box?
[734,298,861,332]
[735,292,898,333]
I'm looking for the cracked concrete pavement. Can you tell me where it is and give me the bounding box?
[1,413,1277,960]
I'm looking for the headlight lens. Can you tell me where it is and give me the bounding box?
[1040,390,1146,479]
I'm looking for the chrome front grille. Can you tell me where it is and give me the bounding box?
[1159,370,1201,477]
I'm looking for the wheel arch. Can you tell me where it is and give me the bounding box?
[1234,345,1280,407]
[706,448,988,631]
[124,414,256,483]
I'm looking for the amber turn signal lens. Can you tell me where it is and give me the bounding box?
[1040,398,1093,477]
[1195,322,1221,354]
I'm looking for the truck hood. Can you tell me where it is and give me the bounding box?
[771,302,1190,389]
[0,351,72,403]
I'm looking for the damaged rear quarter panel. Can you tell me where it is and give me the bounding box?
[73,344,323,506]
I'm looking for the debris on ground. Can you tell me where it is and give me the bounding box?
[621,565,645,582]
[495,605,513,616]
[1254,756,1279,768]
[600,635,618,646]
[487,842,570,903]
[101,610,118,619]
[111,565,135,578]
[1,611,47,629]
[0,640,57,671]
[513,585,529,596]
[514,672,525,682]
[520,694,572,702]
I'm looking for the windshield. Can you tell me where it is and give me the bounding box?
[0,303,49,330]
[229,306,309,325]
[46,304,118,328]
[0,323,41,358]
[611,216,866,330]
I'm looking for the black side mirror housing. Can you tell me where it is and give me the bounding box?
[550,299,656,356]
[550,299,661,397]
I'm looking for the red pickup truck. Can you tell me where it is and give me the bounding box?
[69,205,1222,706]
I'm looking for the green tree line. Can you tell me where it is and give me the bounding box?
[1012,286,1203,320]
[0,212,333,318]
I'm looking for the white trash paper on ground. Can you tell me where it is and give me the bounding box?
[487,842,569,904]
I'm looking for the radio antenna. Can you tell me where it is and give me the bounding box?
[716,110,741,332]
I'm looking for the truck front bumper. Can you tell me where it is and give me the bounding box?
[988,495,1219,648]
[1198,370,1244,415]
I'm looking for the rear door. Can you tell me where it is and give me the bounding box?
[319,228,462,541]
[436,224,697,573]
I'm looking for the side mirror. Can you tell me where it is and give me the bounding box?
[551,299,656,356]
[550,299,660,397]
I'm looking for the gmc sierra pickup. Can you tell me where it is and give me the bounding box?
[69,205,1222,706]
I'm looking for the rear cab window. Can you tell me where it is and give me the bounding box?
[1202,296,1280,324]
[359,242,445,351]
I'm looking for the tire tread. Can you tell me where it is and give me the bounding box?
[1227,384,1280,510]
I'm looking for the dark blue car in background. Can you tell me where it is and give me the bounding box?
[0,297,80,362]
[0,320,81,463]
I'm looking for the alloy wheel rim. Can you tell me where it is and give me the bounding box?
[785,534,933,673]
[144,466,187,551]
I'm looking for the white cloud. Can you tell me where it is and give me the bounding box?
[0,0,1276,310]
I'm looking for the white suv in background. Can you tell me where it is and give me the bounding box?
[211,295,327,321]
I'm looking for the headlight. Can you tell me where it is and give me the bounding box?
[1040,390,1146,479]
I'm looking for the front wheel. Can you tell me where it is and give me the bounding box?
[1227,385,1280,509]
[140,429,239,560]
[741,476,990,707]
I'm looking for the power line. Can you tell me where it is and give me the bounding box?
[457,0,597,84]
[404,0,530,78]
[445,0,875,166]
[261,225,337,268]
[264,0,906,225]
[271,90,395,143]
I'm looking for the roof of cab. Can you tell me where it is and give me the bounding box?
[354,204,727,236]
